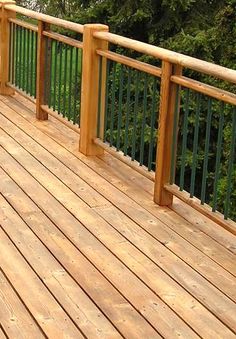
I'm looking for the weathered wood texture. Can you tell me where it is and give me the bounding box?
[0,0,16,95]
[79,24,108,155]
[0,94,236,338]
[36,21,49,120]
[154,62,182,205]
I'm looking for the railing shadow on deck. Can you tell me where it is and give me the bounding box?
[0,0,236,234]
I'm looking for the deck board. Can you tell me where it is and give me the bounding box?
[0,269,45,339]
[0,94,236,338]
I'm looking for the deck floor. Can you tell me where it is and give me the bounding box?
[0,93,236,338]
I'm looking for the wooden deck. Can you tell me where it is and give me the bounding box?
[0,93,236,339]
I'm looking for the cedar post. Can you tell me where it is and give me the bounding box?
[0,0,16,95]
[36,20,49,120]
[79,24,109,155]
[154,61,182,205]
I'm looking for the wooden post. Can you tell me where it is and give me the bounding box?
[36,20,49,120]
[154,61,182,206]
[79,24,109,156]
[0,0,16,95]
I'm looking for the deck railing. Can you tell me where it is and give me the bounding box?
[0,0,236,234]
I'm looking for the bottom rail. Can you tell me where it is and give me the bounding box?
[41,105,80,134]
[165,184,236,235]
[94,138,155,181]
[7,83,36,104]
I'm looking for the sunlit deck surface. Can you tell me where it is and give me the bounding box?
[0,93,236,339]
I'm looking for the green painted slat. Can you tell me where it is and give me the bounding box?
[103,59,110,142]
[34,33,38,98]
[179,88,190,191]
[224,108,236,219]
[22,28,26,91]
[73,47,79,125]
[212,104,225,212]
[8,23,12,83]
[131,71,140,161]
[116,65,124,150]
[68,45,74,121]
[12,23,16,84]
[19,26,22,89]
[26,29,30,94]
[97,56,103,137]
[48,39,53,108]
[53,40,58,111]
[58,42,63,115]
[170,85,180,184]
[63,45,68,117]
[30,30,34,96]
[109,61,117,147]
[140,73,148,166]
[44,37,49,104]
[124,67,132,156]
[200,98,213,204]
[148,77,157,171]
[190,93,201,198]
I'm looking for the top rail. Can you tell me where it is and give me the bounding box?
[94,31,236,84]
[5,4,84,33]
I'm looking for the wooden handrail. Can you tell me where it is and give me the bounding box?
[93,31,236,84]
[43,31,83,49]
[5,4,84,33]
[96,50,162,77]
[8,17,38,32]
[171,75,236,106]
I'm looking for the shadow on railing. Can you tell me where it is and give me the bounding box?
[0,0,236,233]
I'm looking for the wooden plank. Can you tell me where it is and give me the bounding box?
[99,152,154,194]
[0,114,109,208]
[0,142,236,335]
[1,105,236,277]
[1,169,234,338]
[93,31,236,84]
[97,152,236,255]
[0,326,7,339]
[0,99,236,281]
[79,24,108,155]
[171,197,236,254]
[0,269,45,339]
[0,147,199,338]
[0,195,121,339]
[0,328,7,339]
[96,49,162,77]
[1,102,236,285]
[0,171,161,339]
[1,95,236,334]
[0,228,84,338]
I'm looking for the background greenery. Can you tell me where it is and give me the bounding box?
[16,0,236,220]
